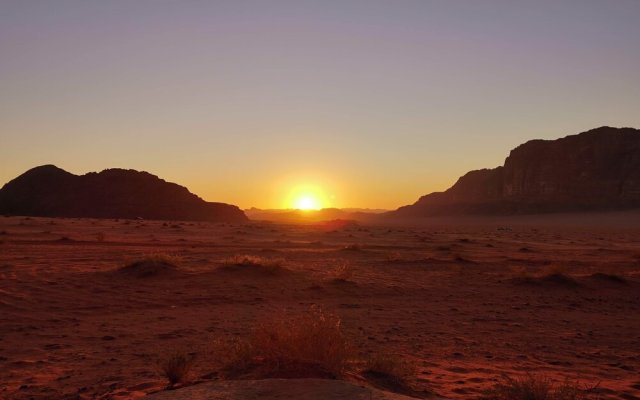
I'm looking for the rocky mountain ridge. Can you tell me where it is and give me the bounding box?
[390,126,640,217]
[0,165,248,222]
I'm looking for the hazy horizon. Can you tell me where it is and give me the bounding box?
[2,1,640,209]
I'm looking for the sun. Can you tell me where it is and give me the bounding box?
[294,195,321,210]
[285,183,330,210]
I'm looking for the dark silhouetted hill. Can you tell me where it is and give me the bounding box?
[388,126,640,218]
[0,165,248,222]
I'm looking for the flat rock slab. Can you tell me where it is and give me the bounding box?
[145,379,428,400]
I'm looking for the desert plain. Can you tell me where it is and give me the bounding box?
[1,215,639,400]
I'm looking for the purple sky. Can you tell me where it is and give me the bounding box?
[2,1,639,209]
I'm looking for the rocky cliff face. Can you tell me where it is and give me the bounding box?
[0,165,248,222]
[391,126,640,217]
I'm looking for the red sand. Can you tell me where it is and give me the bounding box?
[1,216,639,399]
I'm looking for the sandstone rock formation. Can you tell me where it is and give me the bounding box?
[0,165,248,222]
[390,126,640,217]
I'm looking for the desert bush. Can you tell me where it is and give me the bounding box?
[158,351,194,387]
[213,306,354,379]
[119,253,181,278]
[329,260,354,282]
[483,374,594,400]
[220,254,285,273]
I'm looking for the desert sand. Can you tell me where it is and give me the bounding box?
[1,215,639,399]
[145,378,423,400]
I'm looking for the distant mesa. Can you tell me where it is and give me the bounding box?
[388,126,640,218]
[244,207,387,224]
[0,165,248,223]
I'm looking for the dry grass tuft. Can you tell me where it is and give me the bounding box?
[157,351,195,387]
[220,254,286,274]
[118,253,181,278]
[329,260,354,282]
[213,306,354,379]
[342,243,363,251]
[483,374,596,400]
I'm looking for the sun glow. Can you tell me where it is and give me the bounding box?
[285,184,329,210]
[294,195,321,210]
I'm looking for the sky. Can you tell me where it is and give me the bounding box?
[1,1,640,209]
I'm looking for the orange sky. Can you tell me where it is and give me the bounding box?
[1,2,639,209]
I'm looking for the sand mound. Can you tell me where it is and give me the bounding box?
[540,273,580,286]
[511,273,581,288]
[117,258,180,278]
[144,379,426,400]
[589,272,627,284]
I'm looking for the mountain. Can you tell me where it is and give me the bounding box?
[389,126,640,218]
[244,207,386,223]
[0,165,248,222]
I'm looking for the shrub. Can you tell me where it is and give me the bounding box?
[214,306,354,379]
[158,351,194,387]
[118,253,181,278]
[220,255,285,274]
[329,260,354,282]
[342,243,363,251]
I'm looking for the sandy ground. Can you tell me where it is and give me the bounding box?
[1,216,639,399]
[145,378,424,400]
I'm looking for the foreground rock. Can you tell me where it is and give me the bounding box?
[145,379,428,400]
[389,126,640,217]
[0,165,247,222]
